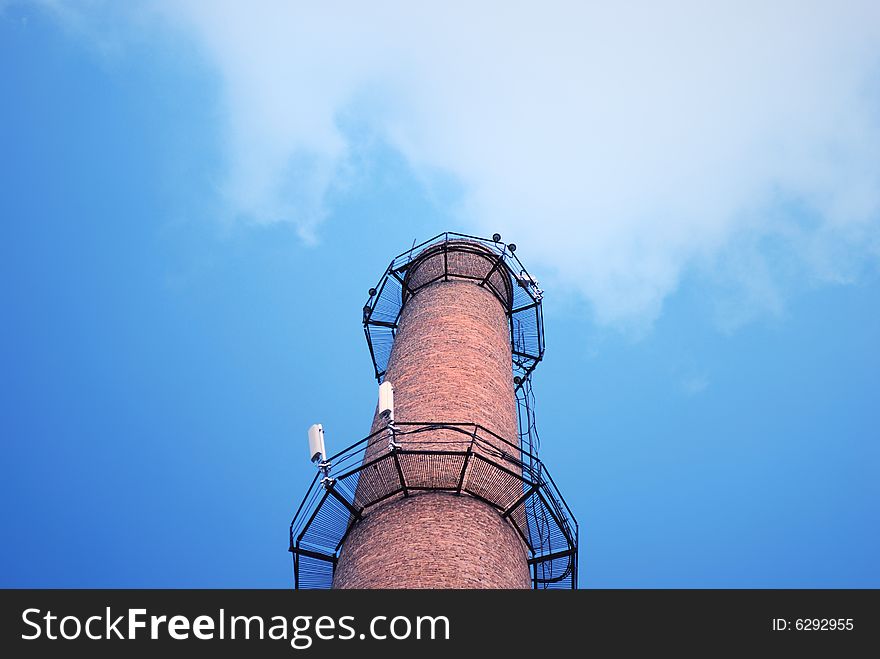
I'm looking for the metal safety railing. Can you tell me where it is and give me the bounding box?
[289,421,578,589]
[362,232,544,387]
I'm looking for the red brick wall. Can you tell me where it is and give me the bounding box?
[332,493,531,588]
[333,242,530,589]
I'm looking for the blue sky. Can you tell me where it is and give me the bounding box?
[2,3,879,587]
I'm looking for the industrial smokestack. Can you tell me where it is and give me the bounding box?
[289,232,577,590]
[334,239,527,588]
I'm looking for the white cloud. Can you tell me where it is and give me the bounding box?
[44,1,880,327]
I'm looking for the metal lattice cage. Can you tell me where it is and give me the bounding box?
[290,422,578,589]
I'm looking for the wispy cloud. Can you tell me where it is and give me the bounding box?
[40,1,880,327]
[681,374,710,397]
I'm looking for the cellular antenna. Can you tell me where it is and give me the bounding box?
[307,423,332,486]
[378,381,399,450]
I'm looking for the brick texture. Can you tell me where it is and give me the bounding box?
[333,242,531,589]
[332,492,530,589]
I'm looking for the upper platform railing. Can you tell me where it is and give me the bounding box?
[362,232,545,387]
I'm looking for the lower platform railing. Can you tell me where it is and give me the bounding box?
[289,422,578,589]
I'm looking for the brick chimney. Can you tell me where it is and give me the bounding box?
[332,241,531,588]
